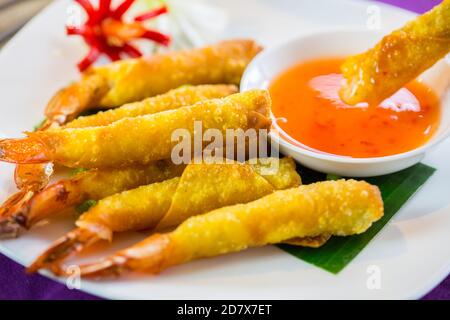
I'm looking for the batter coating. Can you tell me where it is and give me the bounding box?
[340,0,450,106]
[74,179,383,278]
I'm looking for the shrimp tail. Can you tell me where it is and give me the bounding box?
[0,189,33,218]
[0,162,55,239]
[0,218,22,239]
[76,234,173,279]
[45,73,109,124]
[0,137,49,164]
[0,176,77,238]
[27,228,100,274]
[0,188,35,238]
[14,163,54,191]
[72,256,130,279]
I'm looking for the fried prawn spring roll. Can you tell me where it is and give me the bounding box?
[0,90,271,168]
[340,0,450,106]
[28,158,301,274]
[45,39,262,124]
[74,179,383,278]
[65,85,238,128]
[0,160,185,237]
[4,39,257,229]
[0,85,237,228]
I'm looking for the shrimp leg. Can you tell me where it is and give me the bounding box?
[73,179,383,278]
[28,158,301,273]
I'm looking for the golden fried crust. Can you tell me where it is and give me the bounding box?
[77,179,383,277]
[77,178,180,239]
[78,157,300,236]
[95,39,262,107]
[249,157,301,190]
[155,162,274,230]
[77,160,185,199]
[168,180,383,265]
[65,85,238,128]
[31,90,271,168]
[340,0,450,105]
[25,160,185,226]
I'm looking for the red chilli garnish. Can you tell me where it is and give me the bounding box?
[68,0,170,71]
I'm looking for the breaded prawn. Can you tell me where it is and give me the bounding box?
[65,84,238,128]
[74,179,383,278]
[0,160,185,237]
[340,0,450,106]
[0,90,272,168]
[28,158,301,274]
[46,39,262,124]
[0,85,236,232]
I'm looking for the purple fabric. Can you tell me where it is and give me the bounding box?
[0,253,99,300]
[0,0,447,300]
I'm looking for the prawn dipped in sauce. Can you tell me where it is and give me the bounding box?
[269,58,441,158]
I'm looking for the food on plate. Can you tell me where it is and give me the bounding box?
[28,158,301,273]
[0,18,391,281]
[270,58,440,158]
[0,90,271,168]
[0,160,185,238]
[0,163,54,234]
[154,158,301,231]
[339,0,450,106]
[73,179,383,278]
[0,85,236,234]
[45,39,262,125]
[65,84,238,128]
[3,39,259,220]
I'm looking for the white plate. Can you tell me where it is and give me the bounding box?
[1,0,450,300]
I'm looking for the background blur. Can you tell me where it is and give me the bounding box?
[0,0,52,49]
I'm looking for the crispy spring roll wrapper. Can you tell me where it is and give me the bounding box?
[78,159,299,239]
[45,39,262,124]
[10,160,185,230]
[65,85,238,128]
[75,179,383,278]
[4,40,259,228]
[155,157,301,230]
[28,158,301,273]
[340,0,450,106]
[1,90,271,168]
[0,85,237,235]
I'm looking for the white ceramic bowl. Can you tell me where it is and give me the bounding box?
[241,29,450,177]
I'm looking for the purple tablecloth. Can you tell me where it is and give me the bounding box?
[0,0,447,300]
